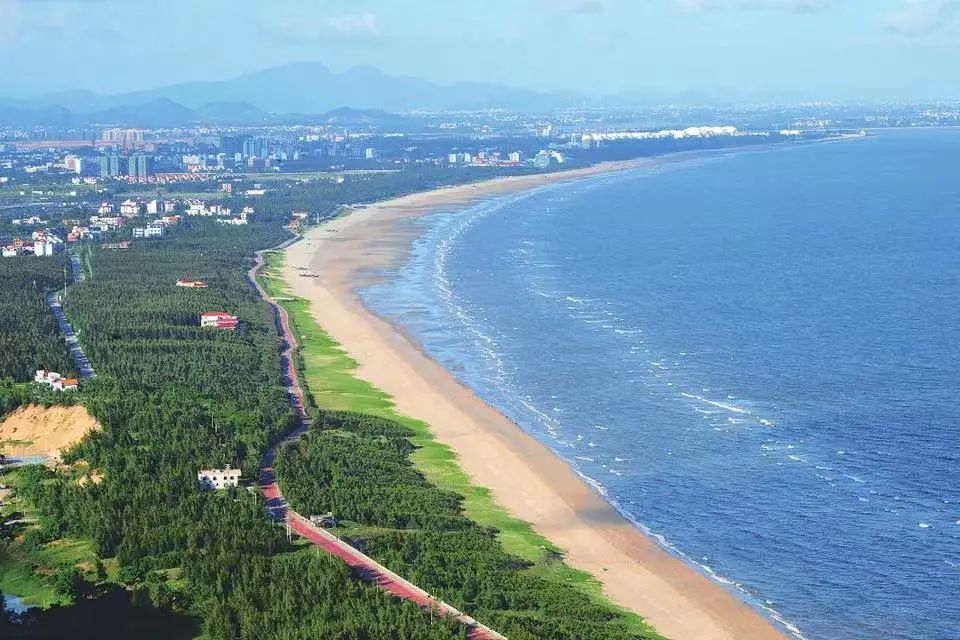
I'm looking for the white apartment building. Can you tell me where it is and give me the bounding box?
[197,466,242,490]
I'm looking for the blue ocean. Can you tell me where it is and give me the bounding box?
[362,129,960,640]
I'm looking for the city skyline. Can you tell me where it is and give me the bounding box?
[1,0,959,102]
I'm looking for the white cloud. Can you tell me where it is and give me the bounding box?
[326,12,379,34]
[884,0,960,35]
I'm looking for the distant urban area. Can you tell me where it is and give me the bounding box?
[5,99,951,251]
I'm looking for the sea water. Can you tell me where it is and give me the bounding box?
[362,129,960,640]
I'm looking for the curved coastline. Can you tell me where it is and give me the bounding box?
[283,160,788,640]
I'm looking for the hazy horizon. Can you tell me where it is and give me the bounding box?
[2,0,959,103]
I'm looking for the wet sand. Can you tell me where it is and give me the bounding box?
[283,161,787,640]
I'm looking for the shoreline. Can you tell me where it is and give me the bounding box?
[283,159,789,640]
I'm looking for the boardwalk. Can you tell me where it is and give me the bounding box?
[47,250,95,378]
[248,239,506,640]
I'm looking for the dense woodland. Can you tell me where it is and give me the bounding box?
[2,166,658,639]
[0,254,75,382]
[1,223,474,638]
[276,412,658,640]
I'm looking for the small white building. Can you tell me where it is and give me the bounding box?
[132,223,164,239]
[198,466,241,490]
[119,199,141,217]
[35,370,78,392]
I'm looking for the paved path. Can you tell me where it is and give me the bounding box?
[248,238,506,640]
[47,249,95,378]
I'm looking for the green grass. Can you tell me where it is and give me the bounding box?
[0,535,100,608]
[258,250,655,635]
[0,467,107,608]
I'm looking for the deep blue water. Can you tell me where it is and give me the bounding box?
[362,130,960,640]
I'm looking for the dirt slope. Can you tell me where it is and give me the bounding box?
[0,404,100,460]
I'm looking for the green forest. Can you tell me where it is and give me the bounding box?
[276,412,660,640]
[1,223,475,638]
[2,165,664,639]
[0,254,75,382]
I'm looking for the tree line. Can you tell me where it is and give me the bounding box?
[3,225,475,639]
[3,170,664,639]
[276,411,662,640]
[0,254,74,382]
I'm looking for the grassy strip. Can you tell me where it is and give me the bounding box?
[258,250,656,635]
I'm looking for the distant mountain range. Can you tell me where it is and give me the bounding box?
[0,62,735,128]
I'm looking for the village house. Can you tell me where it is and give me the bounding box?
[11,216,48,226]
[30,229,64,256]
[2,230,65,257]
[98,202,115,215]
[132,222,165,239]
[146,199,179,215]
[184,200,208,216]
[217,208,252,226]
[197,465,241,490]
[119,199,142,217]
[34,370,79,391]
[90,215,124,230]
[200,311,239,330]
[67,226,95,243]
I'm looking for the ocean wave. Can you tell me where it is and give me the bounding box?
[681,391,752,415]
[599,495,810,640]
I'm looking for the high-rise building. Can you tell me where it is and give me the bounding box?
[219,136,243,155]
[242,137,268,159]
[99,155,124,178]
[128,154,152,179]
[101,128,144,147]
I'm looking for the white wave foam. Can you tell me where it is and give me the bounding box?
[681,391,752,415]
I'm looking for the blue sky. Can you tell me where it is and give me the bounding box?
[1,0,958,100]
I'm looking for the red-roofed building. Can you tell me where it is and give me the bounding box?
[200,312,238,330]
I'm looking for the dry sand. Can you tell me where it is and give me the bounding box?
[0,404,99,460]
[284,161,787,640]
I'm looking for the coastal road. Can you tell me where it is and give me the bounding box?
[248,238,507,640]
[47,250,95,378]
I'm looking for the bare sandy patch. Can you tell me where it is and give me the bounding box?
[0,404,100,460]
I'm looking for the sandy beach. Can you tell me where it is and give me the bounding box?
[283,160,788,640]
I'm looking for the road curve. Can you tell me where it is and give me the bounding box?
[248,237,507,640]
